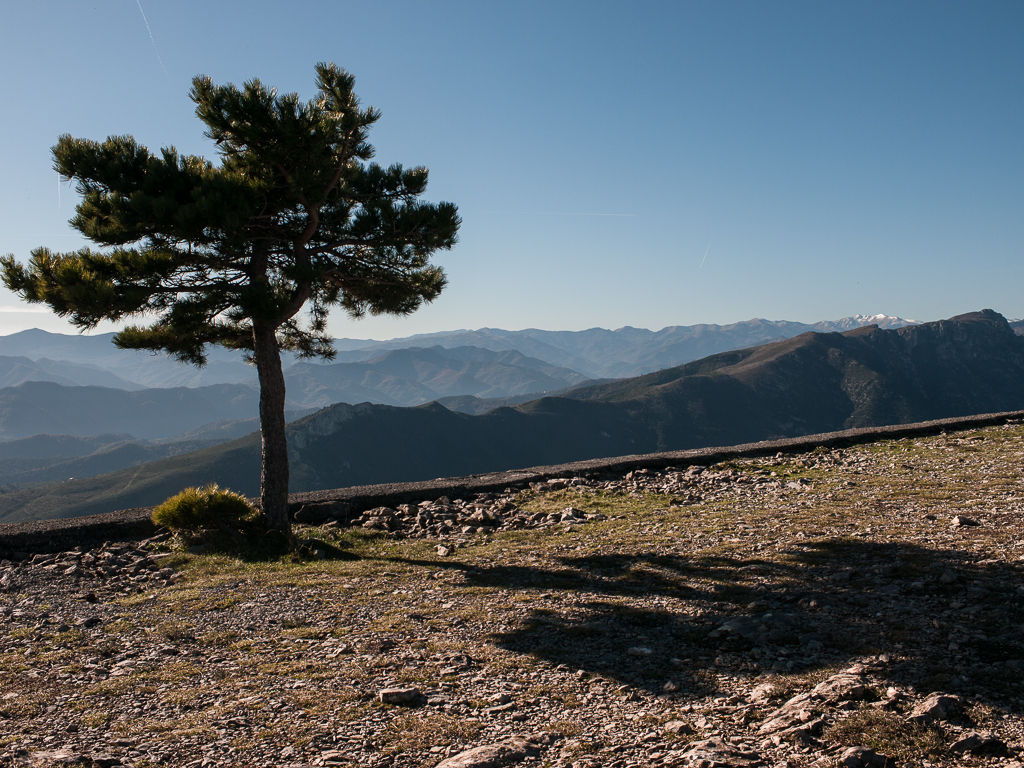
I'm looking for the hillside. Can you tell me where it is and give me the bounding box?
[0,329,255,388]
[0,315,929,446]
[0,381,288,441]
[0,434,263,522]
[1,310,1020,523]
[562,309,1024,443]
[286,312,1024,492]
[0,436,228,489]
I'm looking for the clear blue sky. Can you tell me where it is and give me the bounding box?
[2,1,1021,339]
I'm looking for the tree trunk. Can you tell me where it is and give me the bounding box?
[252,323,291,538]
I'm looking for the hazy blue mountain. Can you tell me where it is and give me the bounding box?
[330,315,921,378]
[434,377,620,415]
[2,310,1018,524]
[0,416,315,491]
[0,328,243,367]
[0,437,227,489]
[0,314,921,390]
[0,329,259,388]
[0,345,590,461]
[0,355,142,390]
[0,381,275,440]
[157,417,267,443]
[283,346,589,408]
[0,337,592,411]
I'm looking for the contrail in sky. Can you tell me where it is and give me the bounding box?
[135,0,170,81]
[699,239,712,269]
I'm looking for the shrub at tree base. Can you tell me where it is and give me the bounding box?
[152,484,296,559]
[152,483,258,532]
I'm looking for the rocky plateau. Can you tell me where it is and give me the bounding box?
[1,419,1024,767]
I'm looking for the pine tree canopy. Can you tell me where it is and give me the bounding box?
[3,63,461,536]
[2,62,460,367]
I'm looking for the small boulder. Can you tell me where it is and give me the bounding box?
[949,731,1008,756]
[664,720,693,735]
[435,733,552,768]
[378,687,421,705]
[811,672,868,702]
[747,681,781,705]
[907,692,961,724]
[759,691,819,734]
[435,743,522,768]
[677,737,765,767]
[469,509,496,526]
[840,746,891,768]
[781,717,824,745]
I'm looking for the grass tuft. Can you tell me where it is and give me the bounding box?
[825,709,947,763]
[152,483,258,531]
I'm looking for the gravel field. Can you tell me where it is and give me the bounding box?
[2,420,1024,767]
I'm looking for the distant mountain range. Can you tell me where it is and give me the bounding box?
[327,314,923,379]
[0,313,921,393]
[0,355,143,390]
[0,345,588,442]
[282,346,588,408]
[0,380,325,442]
[2,309,1020,524]
[0,329,255,388]
[0,313,926,445]
[287,310,1024,491]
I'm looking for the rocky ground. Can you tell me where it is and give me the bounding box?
[1,421,1023,767]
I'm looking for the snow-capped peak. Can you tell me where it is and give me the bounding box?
[814,314,920,332]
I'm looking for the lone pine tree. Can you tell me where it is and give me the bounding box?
[1,63,460,539]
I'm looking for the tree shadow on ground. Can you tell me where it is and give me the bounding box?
[396,538,1024,703]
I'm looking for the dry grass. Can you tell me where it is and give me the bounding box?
[825,709,948,764]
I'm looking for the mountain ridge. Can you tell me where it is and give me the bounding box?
[1,310,1019,524]
[0,313,922,386]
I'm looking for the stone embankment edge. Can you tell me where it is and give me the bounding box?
[2,409,1022,555]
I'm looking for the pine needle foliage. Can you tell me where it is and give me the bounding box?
[2,63,460,536]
